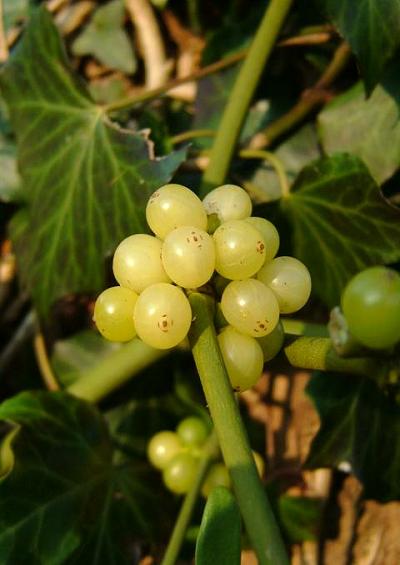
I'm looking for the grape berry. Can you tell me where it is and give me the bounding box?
[94,183,311,391]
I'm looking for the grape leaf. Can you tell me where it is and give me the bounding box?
[314,0,400,91]
[318,81,400,183]
[0,391,160,564]
[306,372,400,501]
[72,0,137,74]
[0,7,186,316]
[284,154,400,307]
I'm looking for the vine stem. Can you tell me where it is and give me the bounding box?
[161,431,220,565]
[188,293,289,565]
[200,0,294,195]
[239,149,290,198]
[67,338,166,402]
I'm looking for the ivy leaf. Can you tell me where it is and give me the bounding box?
[0,391,160,564]
[3,0,29,31]
[318,81,400,183]
[314,0,400,91]
[72,0,137,74]
[278,496,322,543]
[306,372,400,501]
[0,7,186,316]
[284,154,400,307]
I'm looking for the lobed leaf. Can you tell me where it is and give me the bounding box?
[0,7,186,316]
[306,372,400,501]
[284,154,400,307]
[0,391,159,564]
[314,0,400,91]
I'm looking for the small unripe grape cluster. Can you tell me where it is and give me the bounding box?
[93,183,311,391]
[146,416,264,496]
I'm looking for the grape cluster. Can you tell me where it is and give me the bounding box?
[147,416,264,496]
[94,183,311,391]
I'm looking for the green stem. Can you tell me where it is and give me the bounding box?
[161,431,220,565]
[282,319,328,337]
[239,148,290,198]
[171,129,216,145]
[200,0,294,194]
[188,293,288,565]
[67,338,166,402]
[284,336,386,381]
[186,0,201,34]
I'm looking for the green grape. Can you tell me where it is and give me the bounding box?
[176,416,209,447]
[221,279,280,337]
[252,450,265,478]
[213,220,266,280]
[93,286,138,342]
[341,266,400,349]
[163,452,199,494]
[256,320,284,362]
[134,283,192,349]
[217,325,264,392]
[162,226,215,288]
[257,256,311,314]
[113,234,171,293]
[147,431,183,470]
[146,184,207,239]
[245,217,279,263]
[202,184,252,222]
[201,463,231,498]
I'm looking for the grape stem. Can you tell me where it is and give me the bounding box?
[200,0,294,195]
[67,338,167,402]
[161,430,220,565]
[188,292,289,565]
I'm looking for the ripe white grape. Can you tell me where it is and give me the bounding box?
[245,217,279,263]
[163,452,199,494]
[217,325,264,392]
[257,256,311,313]
[213,220,266,280]
[93,286,138,342]
[146,184,207,239]
[162,226,215,288]
[134,283,192,349]
[147,431,183,470]
[202,184,252,222]
[113,234,171,293]
[221,279,280,337]
[256,320,284,362]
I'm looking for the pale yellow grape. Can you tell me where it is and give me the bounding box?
[217,325,264,391]
[245,217,279,263]
[146,184,207,239]
[202,184,252,222]
[162,226,215,288]
[256,320,284,362]
[93,286,137,342]
[201,463,231,498]
[134,283,192,349]
[221,279,280,337]
[213,220,266,280]
[252,450,265,477]
[163,452,199,494]
[113,234,171,293]
[257,256,311,314]
[147,431,183,470]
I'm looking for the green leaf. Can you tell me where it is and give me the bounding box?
[284,154,400,307]
[195,486,241,565]
[0,391,159,564]
[0,7,186,315]
[0,132,21,202]
[318,81,400,183]
[278,496,322,542]
[306,372,400,501]
[3,0,29,31]
[72,0,136,74]
[314,0,400,90]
